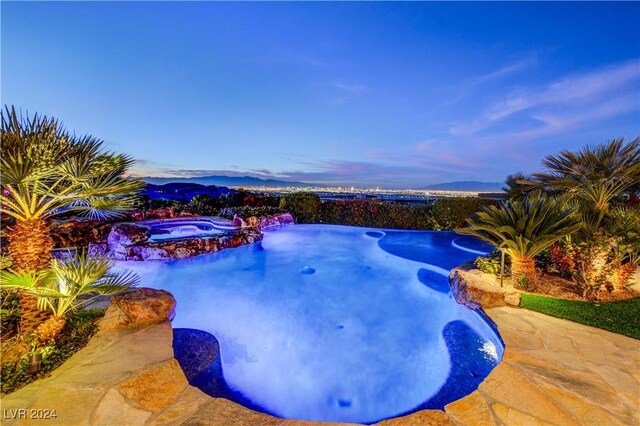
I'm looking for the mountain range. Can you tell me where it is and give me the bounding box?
[140,175,504,192]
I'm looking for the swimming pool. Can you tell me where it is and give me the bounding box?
[119,224,502,423]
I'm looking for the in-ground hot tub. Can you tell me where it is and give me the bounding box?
[99,216,263,261]
[145,217,238,242]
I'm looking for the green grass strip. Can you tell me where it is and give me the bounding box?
[520,293,640,340]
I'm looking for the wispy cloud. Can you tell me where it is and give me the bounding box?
[433,54,539,110]
[450,59,639,137]
[277,160,445,188]
[329,81,368,104]
[132,59,639,188]
[131,158,455,189]
[130,162,268,179]
[483,92,640,149]
[469,55,539,87]
[334,82,367,94]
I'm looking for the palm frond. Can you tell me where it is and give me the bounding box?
[1,105,143,222]
[457,196,582,258]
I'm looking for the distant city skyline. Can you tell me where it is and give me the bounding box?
[141,174,505,192]
[3,2,639,189]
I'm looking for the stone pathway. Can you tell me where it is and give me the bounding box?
[443,307,639,426]
[1,284,638,425]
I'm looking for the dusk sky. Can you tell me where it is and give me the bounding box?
[3,2,639,189]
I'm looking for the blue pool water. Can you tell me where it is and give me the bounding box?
[119,224,502,423]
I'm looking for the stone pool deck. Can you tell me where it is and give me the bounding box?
[1,277,639,425]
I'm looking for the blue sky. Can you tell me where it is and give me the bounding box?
[3,2,639,189]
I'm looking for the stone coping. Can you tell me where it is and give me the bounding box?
[2,272,639,425]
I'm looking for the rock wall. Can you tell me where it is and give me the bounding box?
[50,219,113,249]
[89,213,293,261]
[95,224,263,261]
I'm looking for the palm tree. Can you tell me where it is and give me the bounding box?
[1,106,143,332]
[526,137,640,229]
[502,172,534,201]
[457,196,582,288]
[607,206,640,289]
[0,251,139,342]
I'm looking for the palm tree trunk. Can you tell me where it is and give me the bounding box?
[18,295,51,335]
[36,315,67,343]
[612,261,637,290]
[511,255,536,289]
[7,218,54,334]
[8,218,53,271]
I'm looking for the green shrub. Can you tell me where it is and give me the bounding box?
[0,289,19,338]
[1,309,104,395]
[474,251,510,276]
[279,192,322,223]
[186,195,221,216]
[432,197,498,230]
[144,197,185,211]
[274,195,498,230]
[319,200,437,229]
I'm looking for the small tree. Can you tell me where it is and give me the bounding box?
[279,192,322,223]
[0,251,138,343]
[523,138,640,294]
[1,106,143,332]
[503,172,534,201]
[457,196,582,288]
[527,137,640,230]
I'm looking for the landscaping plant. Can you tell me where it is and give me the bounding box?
[474,250,510,276]
[457,196,582,288]
[1,106,142,332]
[0,251,138,343]
[524,138,640,295]
[1,309,105,395]
[279,192,322,223]
[430,197,497,229]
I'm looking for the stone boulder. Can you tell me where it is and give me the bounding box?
[99,288,176,331]
[128,209,145,221]
[244,216,260,228]
[107,223,150,258]
[378,410,454,426]
[276,212,295,224]
[258,215,280,229]
[145,207,175,219]
[450,265,520,309]
[232,214,244,227]
[88,241,109,257]
[259,212,295,230]
[114,359,189,412]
